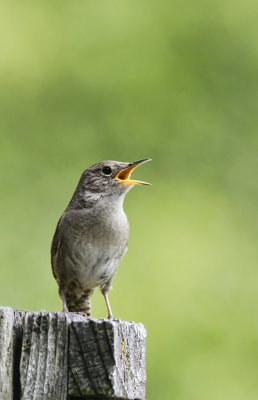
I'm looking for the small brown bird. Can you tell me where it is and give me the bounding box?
[51,159,151,318]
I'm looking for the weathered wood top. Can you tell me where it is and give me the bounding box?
[0,307,146,400]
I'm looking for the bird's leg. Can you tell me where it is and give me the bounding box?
[60,289,69,313]
[101,289,113,319]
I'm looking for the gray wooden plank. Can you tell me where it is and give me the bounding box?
[20,311,69,400]
[0,307,14,400]
[68,317,146,399]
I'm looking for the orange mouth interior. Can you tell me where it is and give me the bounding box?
[115,160,151,186]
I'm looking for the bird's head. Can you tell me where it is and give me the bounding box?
[81,158,151,194]
[68,159,151,208]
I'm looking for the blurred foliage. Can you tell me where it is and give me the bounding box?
[0,1,258,399]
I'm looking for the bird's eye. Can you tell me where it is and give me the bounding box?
[102,166,112,175]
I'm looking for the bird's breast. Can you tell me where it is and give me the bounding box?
[61,208,129,290]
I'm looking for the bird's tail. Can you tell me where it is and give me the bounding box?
[63,289,94,316]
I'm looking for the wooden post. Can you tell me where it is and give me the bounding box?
[0,307,147,400]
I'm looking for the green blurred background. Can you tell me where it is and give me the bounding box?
[0,1,258,399]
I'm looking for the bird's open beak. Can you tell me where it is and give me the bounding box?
[115,158,151,186]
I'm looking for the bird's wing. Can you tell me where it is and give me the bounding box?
[51,217,63,280]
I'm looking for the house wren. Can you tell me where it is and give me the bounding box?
[51,159,151,318]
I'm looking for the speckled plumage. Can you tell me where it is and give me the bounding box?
[51,159,150,318]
